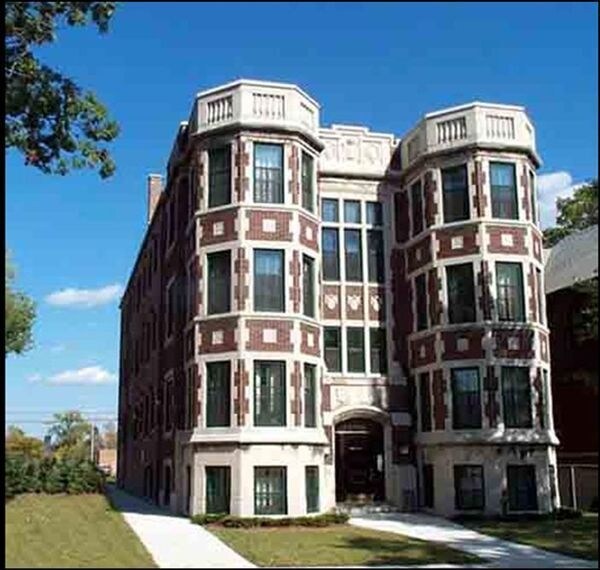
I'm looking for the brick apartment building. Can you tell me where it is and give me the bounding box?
[117,79,559,518]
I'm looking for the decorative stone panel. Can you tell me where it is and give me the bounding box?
[406,235,432,274]
[300,323,320,356]
[427,268,442,326]
[299,214,319,252]
[323,285,341,319]
[246,210,293,241]
[198,317,237,353]
[492,328,534,359]
[442,329,485,360]
[410,333,437,367]
[486,225,528,255]
[200,208,237,246]
[246,319,293,352]
[436,224,479,259]
[345,286,364,320]
[368,287,386,321]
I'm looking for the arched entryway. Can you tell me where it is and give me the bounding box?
[335,417,385,503]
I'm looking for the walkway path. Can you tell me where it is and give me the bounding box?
[106,485,254,568]
[349,512,597,568]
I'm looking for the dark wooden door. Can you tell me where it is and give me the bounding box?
[335,418,384,502]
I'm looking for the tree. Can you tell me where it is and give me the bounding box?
[47,411,93,461]
[5,250,36,356]
[5,425,44,459]
[5,2,120,178]
[100,421,117,449]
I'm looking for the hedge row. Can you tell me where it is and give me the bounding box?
[5,455,106,499]
[452,507,583,523]
[191,511,350,527]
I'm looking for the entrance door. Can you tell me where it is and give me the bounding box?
[335,418,384,502]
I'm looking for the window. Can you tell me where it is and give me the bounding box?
[415,273,428,331]
[301,152,314,212]
[254,143,283,203]
[322,229,340,280]
[442,165,469,222]
[322,199,339,222]
[208,146,231,207]
[305,466,319,513]
[454,465,484,510]
[422,464,434,508]
[324,327,341,372]
[367,230,384,283]
[536,268,544,325]
[507,465,538,511]
[206,362,231,427]
[304,364,317,427]
[411,180,423,235]
[529,171,537,225]
[496,262,525,322]
[366,202,383,225]
[347,327,365,373]
[166,281,176,338]
[303,255,315,318]
[420,373,432,432]
[254,361,286,426]
[254,250,284,312]
[502,367,532,428]
[541,369,549,430]
[345,230,363,281]
[207,251,231,314]
[369,328,387,374]
[206,466,230,514]
[344,200,361,223]
[490,162,518,219]
[451,368,482,429]
[446,263,476,324]
[255,467,287,515]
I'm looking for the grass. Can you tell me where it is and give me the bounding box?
[460,513,598,561]
[210,524,483,566]
[5,493,156,568]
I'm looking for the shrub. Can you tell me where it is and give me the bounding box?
[552,507,582,520]
[192,511,350,528]
[191,513,228,525]
[590,497,598,512]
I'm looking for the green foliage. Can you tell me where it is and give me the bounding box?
[192,511,350,528]
[48,410,93,461]
[5,425,44,458]
[5,2,120,178]
[571,277,598,343]
[5,250,36,356]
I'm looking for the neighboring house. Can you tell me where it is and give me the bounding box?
[98,448,117,477]
[544,225,598,510]
[117,79,559,518]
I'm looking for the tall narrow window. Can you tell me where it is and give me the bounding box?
[535,268,544,325]
[529,171,537,225]
[347,327,365,373]
[208,146,231,207]
[344,200,361,223]
[420,373,432,432]
[369,328,387,374]
[496,262,525,322]
[415,273,428,331]
[254,250,284,312]
[451,368,482,429]
[502,366,532,428]
[366,202,383,226]
[254,361,286,426]
[538,369,546,430]
[305,466,319,513]
[206,466,230,514]
[303,255,315,318]
[490,162,518,219]
[322,199,339,222]
[442,164,469,222]
[206,362,231,427]
[304,364,317,428]
[507,465,538,511]
[255,467,287,515]
[542,369,549,430]
[345,230,363,282]
[322,229,340,280]
[324,327,341,372]
[446,263,476,324]
[422,464,434,508]
[411,180,423,235]
[454,465,484,510]
[367,230,384,283]
[254,144,283,203]
[207,251,231,314]
[301,152,314,212]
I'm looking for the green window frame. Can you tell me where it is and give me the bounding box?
[254,143,283,203]
[502,366,532,428]
[254,361,286,427]
[206,466,230,514]
[304,364,317,428]
[446,263,476,324]
[301,151,314,212]
[347,327,365,373]
[454,465,484,510]
[507,465,538,511]
[303,255,315,318]
[208,146,231,207]
[305,466,319,513]
[207,251,231,314]
[496,262,525,322]
[451,368,482,429]
[324,327,341,372]
[490,162,518,220]
[255,467,287,515]
[206,361,231,427]
[442,164,469,223]
[369,328,388,374]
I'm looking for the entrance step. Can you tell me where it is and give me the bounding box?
[335,501,402,516]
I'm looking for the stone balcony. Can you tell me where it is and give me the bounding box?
[400,102,541,169]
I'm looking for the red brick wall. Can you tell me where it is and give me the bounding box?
[394,192,409,244]
[531,229,543,262]
[300,323,320,356]
[436,224,479,259]
[234,138,249,202]
[200,208,237,246]
[289,251,301,313]
[472,160,487,217]
[345,286,364,320]
[291,361,302,426]
[391,248,412,365]
[234,360,249,426]
[492,328,534,359]
[299,214,319,252]
[246,210,292,241]
[432,370,446,430]
[234,248,249,312]
[527,263,537,322]
[424,170,438,227]
[246,319,293,352]
[484,366,498,428]
[442,329,485,360]
[410,333,436,367]
[289,144,299,205]
[427,268,442,326]
[520,164,530,221]
[539,331,549,362]
[477,261,493,320]
[368,287,386,321]
[406,235,432,274]
[321,383,331,412]
[323,285,341,319]
[198,318,237,353]
[486,225,528,255]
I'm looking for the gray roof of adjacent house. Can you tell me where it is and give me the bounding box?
[543,225,598,294]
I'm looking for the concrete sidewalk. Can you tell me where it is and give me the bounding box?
[349,512,597,569]
[106,485,254,568]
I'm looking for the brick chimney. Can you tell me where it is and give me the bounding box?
[147,174,163,224]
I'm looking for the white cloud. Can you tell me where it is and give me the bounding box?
[44,366,117,385]
[45,283,123,308]
[536,171,585,230]
[49,344,66,353]
[26,373,42,383]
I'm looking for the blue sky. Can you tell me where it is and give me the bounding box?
[6,2,598,435]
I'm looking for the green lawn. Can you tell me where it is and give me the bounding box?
[6,493,156,568]
[210,525,482,566]
[460,513,598,561]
